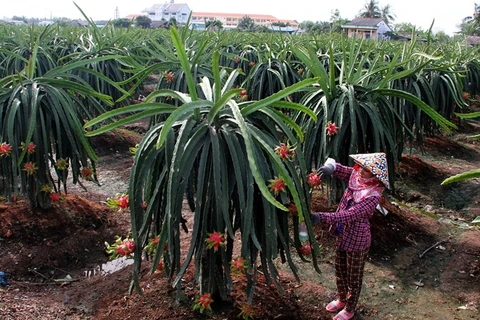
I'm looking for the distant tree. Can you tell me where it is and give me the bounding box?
[12,15,27,23]
[54,18,73,28]
[237,16,255,31]
[358,0,381,18]
[380,4,396,25]
[459,19,475,35]
[316,21,332,33]
[169,17,178,28]
[299,20,314,30]
[136,15,151,28]
[113,18,132,28]
[330,9,350,32]
[254,25,272,32]
[392,22,432,40]
[358,1,396,26]
[330,9,341,23]
[299,20,316,33]
[433,30,450,42]
[460,2,480,35]
[272,21,290,27]
[470,2,480,25]
[28,18,41,25]
[205,19,223,30]
[299,20,332,34]
[393,22,423,36]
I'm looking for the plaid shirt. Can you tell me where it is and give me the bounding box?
[312,163,379,251]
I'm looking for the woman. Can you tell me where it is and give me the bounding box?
[311,153,390,320]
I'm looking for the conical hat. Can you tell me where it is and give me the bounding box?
[349,152,390,189]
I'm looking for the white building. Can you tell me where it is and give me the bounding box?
[190,12,298,31]
[141,1,191,24]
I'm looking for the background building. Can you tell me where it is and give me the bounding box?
[141,1,191,24]
[341,18,392,40]
[190,12,298,31]
[139,1,298,31]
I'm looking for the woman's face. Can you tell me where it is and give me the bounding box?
[358,166,375,179]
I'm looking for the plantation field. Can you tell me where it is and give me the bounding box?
[0,117,479,320]
[1,21,480,319]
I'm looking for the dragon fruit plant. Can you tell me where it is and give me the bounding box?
[0,36,124,209]
[84,27,319,307]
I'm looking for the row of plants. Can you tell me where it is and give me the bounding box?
[82,27,477,313]
[1,18,480,315]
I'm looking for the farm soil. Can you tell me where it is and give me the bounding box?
[1,120,479,320]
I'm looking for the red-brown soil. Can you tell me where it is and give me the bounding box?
[1,120,479,319]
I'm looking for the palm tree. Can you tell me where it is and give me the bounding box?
[358,0,381,18]
[358,1,395,26]
[461,3,480,35]
[381,4,396,25]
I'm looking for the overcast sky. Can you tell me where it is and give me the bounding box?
[2,1,476,35]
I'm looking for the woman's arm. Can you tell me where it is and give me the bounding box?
[333,163,353,183]
[311,196,379,225]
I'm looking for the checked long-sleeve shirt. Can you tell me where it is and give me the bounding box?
[311,163,380,251]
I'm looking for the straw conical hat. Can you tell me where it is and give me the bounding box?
[349,152,390,189]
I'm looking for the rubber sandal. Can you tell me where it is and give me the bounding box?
[326,300,346,313]
[333,309,354,320]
